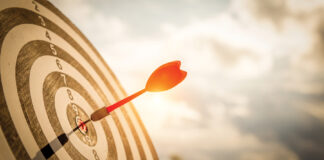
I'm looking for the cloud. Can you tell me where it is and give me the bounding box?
[242,0,324,75]
[299,13,324,75]
[228,0,324,159]
[246,0,291,28]
[50,0,324,159]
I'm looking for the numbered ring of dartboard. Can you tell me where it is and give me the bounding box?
[0,0,157,159]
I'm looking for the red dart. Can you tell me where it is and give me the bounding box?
[90,60,187,121]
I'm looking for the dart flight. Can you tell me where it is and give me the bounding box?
[91,60,187,121]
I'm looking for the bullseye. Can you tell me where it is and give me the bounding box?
[75,116,87,135]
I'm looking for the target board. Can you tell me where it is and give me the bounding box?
[0,0,158,159]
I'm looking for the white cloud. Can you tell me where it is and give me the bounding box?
[50,0,324,159]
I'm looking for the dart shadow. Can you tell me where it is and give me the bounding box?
[32,119,90,159]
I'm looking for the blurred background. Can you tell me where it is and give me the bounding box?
[50,0,324,159]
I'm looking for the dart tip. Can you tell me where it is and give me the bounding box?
[90,107,109,121]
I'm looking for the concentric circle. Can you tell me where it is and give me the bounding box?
[0,0,158,159]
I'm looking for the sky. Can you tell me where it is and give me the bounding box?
[50,0,324,159]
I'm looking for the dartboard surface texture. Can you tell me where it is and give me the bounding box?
[0,0,158,159]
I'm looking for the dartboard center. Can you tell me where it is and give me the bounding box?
[66,103,97,146]
[75,116,87,134]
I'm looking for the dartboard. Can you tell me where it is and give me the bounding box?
[0,0,157,159]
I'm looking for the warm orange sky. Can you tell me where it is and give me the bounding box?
[51,0,324,159]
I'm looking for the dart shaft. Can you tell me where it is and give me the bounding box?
[107,89,146,112]
[91,89,146,121]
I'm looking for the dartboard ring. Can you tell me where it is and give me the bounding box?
[0,0,157,159]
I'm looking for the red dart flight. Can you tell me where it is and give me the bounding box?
[91,60,187,121]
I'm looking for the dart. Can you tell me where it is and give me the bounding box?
[91,60,187,121]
